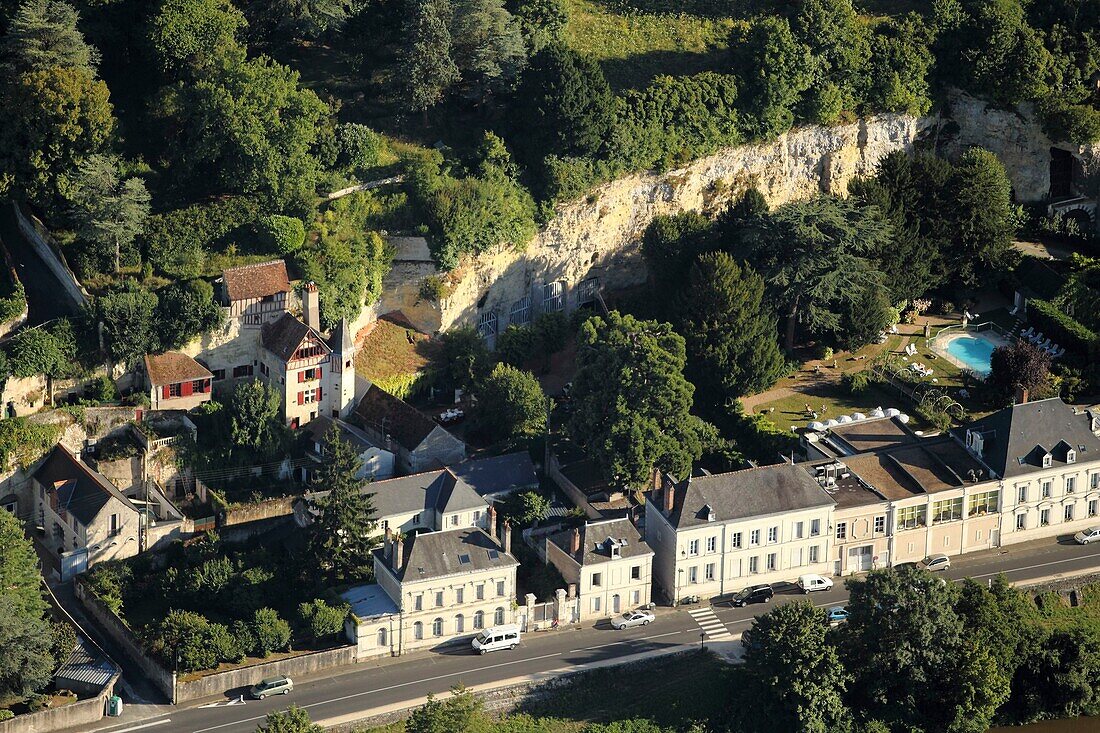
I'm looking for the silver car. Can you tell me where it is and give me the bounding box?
[611,610,655,629]
[1074,526,1100,544]
[249,675,293,699]
[917,553,951,572]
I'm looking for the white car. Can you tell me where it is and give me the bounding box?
[797,573,834,594]
[1074,526,1100,544]
[611,610,655,629]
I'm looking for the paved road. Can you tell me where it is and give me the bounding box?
[0,203,78,327]
[79,535,1100,733]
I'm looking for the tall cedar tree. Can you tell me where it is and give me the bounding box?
[510,43,613,160]
[677,251,785,408]
[740,195,892,351]
[568,311,706,486]
[738,601,852,733]
[310,426,376,583]
[947,147,1019,288]
[66,154,150,274]
[0,509,55,699]
[449,0,526,104]
[396,0,459,120]
[0,0,98,74]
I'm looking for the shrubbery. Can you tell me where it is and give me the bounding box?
[252,607,292,657]
[336,123,386,171]
[141,197,261,278]
[1028,298,1098,359]
[258,215,306,255]
[297,599,349,641]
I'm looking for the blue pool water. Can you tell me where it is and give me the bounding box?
[944,335,997,375]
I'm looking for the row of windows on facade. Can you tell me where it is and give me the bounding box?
[379,510,483,533]
[213,361,338,382]
[411,581,508,610]
[475,278,600,339]
[1017,473,1100,503]
[683,519,824,556]
[681,545,823,584]
[590,566,644,587]
[1016,499,1099,530]
[590,589,643,612]
[383,608,508,644]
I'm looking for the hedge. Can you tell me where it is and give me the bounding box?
[1027,298,1099,359]
[141,197,262,278]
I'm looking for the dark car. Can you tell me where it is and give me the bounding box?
[731,584,774,607]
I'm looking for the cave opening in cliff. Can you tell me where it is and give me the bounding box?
[1049,147,1075,200]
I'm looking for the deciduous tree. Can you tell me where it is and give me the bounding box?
[450,0,525,103]
[729,16,815,138]
[92,284,158,365]
[229,380,284,455]
[149,0,245,79]
[257,705,324,733]
[475,363,546,440]
[568,311,708,486]
[738,601,852,733]
[988,340,1054,404]
[155,279,223,351]
[0,509,55,700]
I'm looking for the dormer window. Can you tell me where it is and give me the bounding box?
[1068,449,1077,464]
[1043,453,1052,468]
[703,504,715,522]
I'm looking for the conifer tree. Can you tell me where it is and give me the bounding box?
[309,427,376,583]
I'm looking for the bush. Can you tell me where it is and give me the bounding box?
[252,608,291,657]
[27,694,50,713]
[90,375,118,403]
[0,418,63,470]
[297,599,349,641]
[0,709,13,721]
[842,370,871,394]
[418,275,446,303]
[1028,299,1098,359]
[336,123,386,171]
[82,562,132,616]
[141,197,261,277]
[258,215,306,255]
[50,622,78,666]
[0,276,26,324]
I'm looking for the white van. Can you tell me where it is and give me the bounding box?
[797,574,834,593]
[471,624,521,655]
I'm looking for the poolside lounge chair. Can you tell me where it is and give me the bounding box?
[1020,326,1034,339]
[1038,338,1052,350]
[1029,332,1044,344]
[1051,346,1065,359]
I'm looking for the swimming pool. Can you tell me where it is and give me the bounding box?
[943,335,998,375]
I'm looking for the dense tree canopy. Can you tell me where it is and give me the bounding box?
[0,0,99,74]
[0,509,55,701]
[66,154,151,274]
[149,0,246,79]
[677,252,785,407]
[474,363,547,440]
[568,311,709,486]
[988,340,1054,404]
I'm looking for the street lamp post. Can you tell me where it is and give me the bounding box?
[700,631,705,653]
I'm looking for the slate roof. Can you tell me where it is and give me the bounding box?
[33,446,137,526]
[377,528,517,582]
[352,384,452,452]
[451,452,538,497]
[262,312,326,362]
[303,416,378,452]
[664,463,834,529]
[368,469,486,520]
[144,352,213,386]
[222,260,291,302]
[547,518,652,566]
[327,318,355,353]
[341,583,399,621]
[954,398,1100,479]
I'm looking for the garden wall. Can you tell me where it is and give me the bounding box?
[73,579,175,701]
[0,674,118,733]
[174,645,358,704]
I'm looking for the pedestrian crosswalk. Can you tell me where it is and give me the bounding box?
[688,606,731,640]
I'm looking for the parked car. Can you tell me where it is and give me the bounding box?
[916,553,951,572]
[730,584,773,607]
[611,609,655,629]
[825,607,849,626]
[471,624,521,655]
[249,676,293,699]
[1074,526,1100,544]
[797,573,834,593]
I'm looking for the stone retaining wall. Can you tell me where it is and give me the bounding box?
[0,674,118,733]
[175,645,358,704]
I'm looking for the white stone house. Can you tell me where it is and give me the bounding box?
[545,518,653,621]
[645,464,835,604]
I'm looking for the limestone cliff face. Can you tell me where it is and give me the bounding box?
[432,112,938,332]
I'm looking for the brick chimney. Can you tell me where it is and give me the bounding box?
[384,526,393,561]
[502,520,512,555]
[394,536,404,573]
[302,281,320,331]
[570,527,581,556]
[1015,386,1029,405]
[663,477,676,514]
[487,504,497,540]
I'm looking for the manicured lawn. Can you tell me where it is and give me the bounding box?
[564,0,735,90]
[756,382,906,432]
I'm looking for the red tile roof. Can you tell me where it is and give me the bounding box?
[144,352,214,386]
[222,260,291,302]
